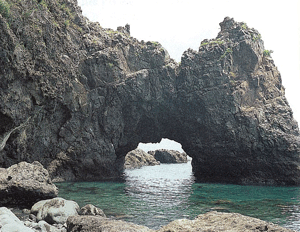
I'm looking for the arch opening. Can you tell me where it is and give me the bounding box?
[138,138,185,153]
[122,138,192,171]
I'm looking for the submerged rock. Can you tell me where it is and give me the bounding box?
[0,0,299,186]
[158,211,296,232]
[124,148,160,169]
[31,197,79,225]
[0,161,58,207]
[67,215,154,232]
[148,149,187,163]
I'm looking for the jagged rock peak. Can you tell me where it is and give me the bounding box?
[219,16,237,31]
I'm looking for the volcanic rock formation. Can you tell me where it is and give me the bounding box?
[0,161,58,207]
[148,149,187,163]
[124,148,160,169]
[0,0,299,185]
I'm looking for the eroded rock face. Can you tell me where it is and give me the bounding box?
[0,0,299,186]
[148,149,187,163]
[124,148,160,169]
[0,161,58,207]
[177,18,300,185]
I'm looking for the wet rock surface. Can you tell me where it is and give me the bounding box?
[0,161,58,207]
[0,0,299,186]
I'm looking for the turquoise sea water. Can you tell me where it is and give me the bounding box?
[56,161,300,231]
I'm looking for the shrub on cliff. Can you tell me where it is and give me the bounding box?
[263,49,273,57]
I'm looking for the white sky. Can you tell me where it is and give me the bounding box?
[77,0,300,151]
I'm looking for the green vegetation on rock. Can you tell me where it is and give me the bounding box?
[0,0,10,18]
[201,38,224,46]
[151,41,160,46]
[241,22,248,30]
[220,48,233,60]
[252,33,261,41]
[263,49,273,57]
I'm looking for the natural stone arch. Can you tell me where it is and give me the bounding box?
[0,2,299,187]
[112,18,300,185]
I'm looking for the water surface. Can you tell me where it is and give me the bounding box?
[57,161,300,230]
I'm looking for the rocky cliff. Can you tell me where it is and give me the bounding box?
[0,0,300,185]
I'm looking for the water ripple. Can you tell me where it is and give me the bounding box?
[57,161,300,231]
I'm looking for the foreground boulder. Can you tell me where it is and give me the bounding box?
[0,207,34,232]
[67,215,154,232]
[158,211,295,232]
[148,149,187,163]
[124,149,160,169]
[0,161,58,207]
[31,197,79,225]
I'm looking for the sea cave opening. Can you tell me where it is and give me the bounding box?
[123,138,193,171]
[138,138,185,153]
[120,138,195,228]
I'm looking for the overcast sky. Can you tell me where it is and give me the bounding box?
[77,0,300,151]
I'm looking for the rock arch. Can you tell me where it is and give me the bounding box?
[0,3,299,186]
[109,18,300,185]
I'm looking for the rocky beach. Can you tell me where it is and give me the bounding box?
[1,0,300,231]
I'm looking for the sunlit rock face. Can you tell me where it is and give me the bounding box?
[0,0,299,186]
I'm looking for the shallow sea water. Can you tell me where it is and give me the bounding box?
[56,161,300,231]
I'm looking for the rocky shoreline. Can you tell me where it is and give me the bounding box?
[1,200,297,232]
[0,161,297,231]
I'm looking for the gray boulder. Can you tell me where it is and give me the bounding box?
[31,197,79,225]
[148,149,187,163]
[124,148,160,169]
[158,211,295,232]
[67,215,154,232]
[0,207,34,232]
[0,161,58,207]
[24,220,66,232]
[79,204,106,217]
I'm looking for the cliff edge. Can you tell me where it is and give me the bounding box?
[0,0,299,185]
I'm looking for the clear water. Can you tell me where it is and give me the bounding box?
[56,161,300,231]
